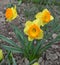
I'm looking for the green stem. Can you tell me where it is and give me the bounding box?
[28,59,37,65]
[0,51,11,65]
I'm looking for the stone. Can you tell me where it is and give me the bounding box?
[25,58,29,65]
[55,60,60,65]
[56,52,60,57]
[52,33,57,39]
[0,12,5,22]
[51,45,59,49]
[7,37,12,40]
[38,57,43,63]
[46,53,58,60]
[41,60,44,65]
[45,60,52,65]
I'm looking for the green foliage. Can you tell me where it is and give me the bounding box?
[22,0,60,5]
[0,51,16,65]
[0,20,60,64]
[1,45,23,53]
[0,35,19,48]
[0,51,10,65]
[7,52,17,65]
[32,0,41,3]
[0,1,60,64]
[17,0,22,5]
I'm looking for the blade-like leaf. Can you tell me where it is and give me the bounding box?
[28,59,37,65]
[11,24,27,47]
[7,60,10,65]
[0,51,11,65]
[0,35,19,48]
[54,33,60,42]
[39,33,60,56]
[8,52,17,65]
[12,58,17,65]
[52,24,60,33]
[32,39,45,59]
[26,41,34,60]
[1,45,23,53]
[17,0,22,5]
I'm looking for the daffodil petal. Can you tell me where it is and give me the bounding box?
[24,26,29,35]
[11,7,18,20]
[35,12,41,18]
[25,21,32,27]
[50,15,54,20]
[33,19,41,27]
[42,9,49,12]
[28,37,33,41]
[40,20,44,26]
[0,49,4,61]
[36,30,43,39]
[32,62,39,65]
[24,21,32,35]
[6,19,11,22]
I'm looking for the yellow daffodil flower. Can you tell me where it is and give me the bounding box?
[5,5,18,21]
[32,62,39,65]
[35,9,54,26]
[0,49,4,62]
[24,20,43,41]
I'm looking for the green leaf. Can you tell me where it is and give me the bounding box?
[17,0,22,5]
[53,24,60,33]
[32,40,44,59]
[8,52,17,65]
[55,33,60,42]
[28,59,37,65]
[12,58,17,65]
[11,24,27,47]
[7,60,11,65]
[0,51,11,65]
[39,42,53,56]
[1,45,23,53]
[39,33,60,56]
[42,18,60,40]
[27,41,34,60]
[0,35,19,48]
[32,0,41,3]
[8,52,13,65]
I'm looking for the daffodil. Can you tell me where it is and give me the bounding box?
[35,9,54,26]
[0,49,4,62]
[32,62,39,65]
[24,19,43,41]
[5,5,18,21]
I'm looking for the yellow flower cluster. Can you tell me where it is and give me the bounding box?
[5,5,18,21]
[5,7,54,41]
[0,49,4,62]
[24,9,54,41]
